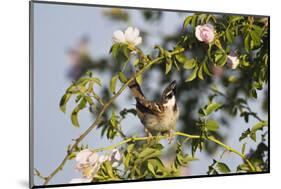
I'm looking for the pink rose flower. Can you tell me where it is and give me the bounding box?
[195,24,215,44]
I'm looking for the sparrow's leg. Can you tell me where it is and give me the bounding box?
[144,128,153,143]
[167,129,175,144]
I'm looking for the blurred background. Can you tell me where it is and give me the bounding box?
[32,2,268,185]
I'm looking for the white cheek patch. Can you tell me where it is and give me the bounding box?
[164,96,175,108]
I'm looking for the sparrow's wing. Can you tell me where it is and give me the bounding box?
[136,97,163,115]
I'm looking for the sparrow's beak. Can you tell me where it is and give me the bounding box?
[169,80,177,94]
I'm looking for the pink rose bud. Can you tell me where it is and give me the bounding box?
[195,24,215,44]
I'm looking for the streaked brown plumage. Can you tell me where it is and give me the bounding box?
[128,79,179,140]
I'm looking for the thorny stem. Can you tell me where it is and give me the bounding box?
[42,47,185,185]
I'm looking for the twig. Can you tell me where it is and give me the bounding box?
[42,48,185,185]
[211,88,264,122]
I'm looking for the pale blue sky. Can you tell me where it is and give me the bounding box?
[32,2,267,186]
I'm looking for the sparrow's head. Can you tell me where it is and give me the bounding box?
[161,80,177,105]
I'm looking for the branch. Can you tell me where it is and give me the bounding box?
[42,47,185,185]
[91,131,256,172]
[212,88,264,122]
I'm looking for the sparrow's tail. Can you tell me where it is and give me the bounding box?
[128,79,145,100]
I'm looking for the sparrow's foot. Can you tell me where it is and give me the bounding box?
[144,128,153,143]
[167,129,175,144]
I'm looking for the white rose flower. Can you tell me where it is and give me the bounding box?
[75,149,93,165]
[227,55,239,69]
[69,177,92,183]
[195,24,215,44]
[113,26,142,46]
[88,152,99,166]
[98,154,111,163]
[111,149,122,168]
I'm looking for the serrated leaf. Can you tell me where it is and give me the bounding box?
[205,119,220,131]
[216,162,231,173]
[110,75,118,94]
[186,66,198,82]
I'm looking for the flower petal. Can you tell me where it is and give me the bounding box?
[88,152,99,165]
[124,26,134,37]
[195,25,203,41]
[133,37,142,46]
[113,30,125,43]
[125,27,138,44]
[76,149,92,164]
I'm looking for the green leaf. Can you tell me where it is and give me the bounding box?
[110,43,130,64]
[239,129,251,141]
[205,119,220,131]
[250,30,261,47]
[71,108,79,128]
[84,95,94,105]
[203,62,212,76]
[147,162,156,176]
[217,53,227,66]
[226,28,234,44]
[250,132,256,142]
[110,75,118,94]
[118,72,127,83]
[184,60,194,69]
[68,152,76,160]
[165,60,172,74]
[183,59,196,69]
[216,162,231,173]
[244,33,251,52]
[70,98,87,127]
[198,65,204,80]
[110,110,118,128]
[242,143,246,155]
[136,74,142,85]
[175,54,187,64]
[183,16,193,28]
[205,103,222,115]
[252,121,268,132]
[59,93,71,113]
[186,66,198,82]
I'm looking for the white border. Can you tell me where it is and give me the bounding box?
[1,0,279,189]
